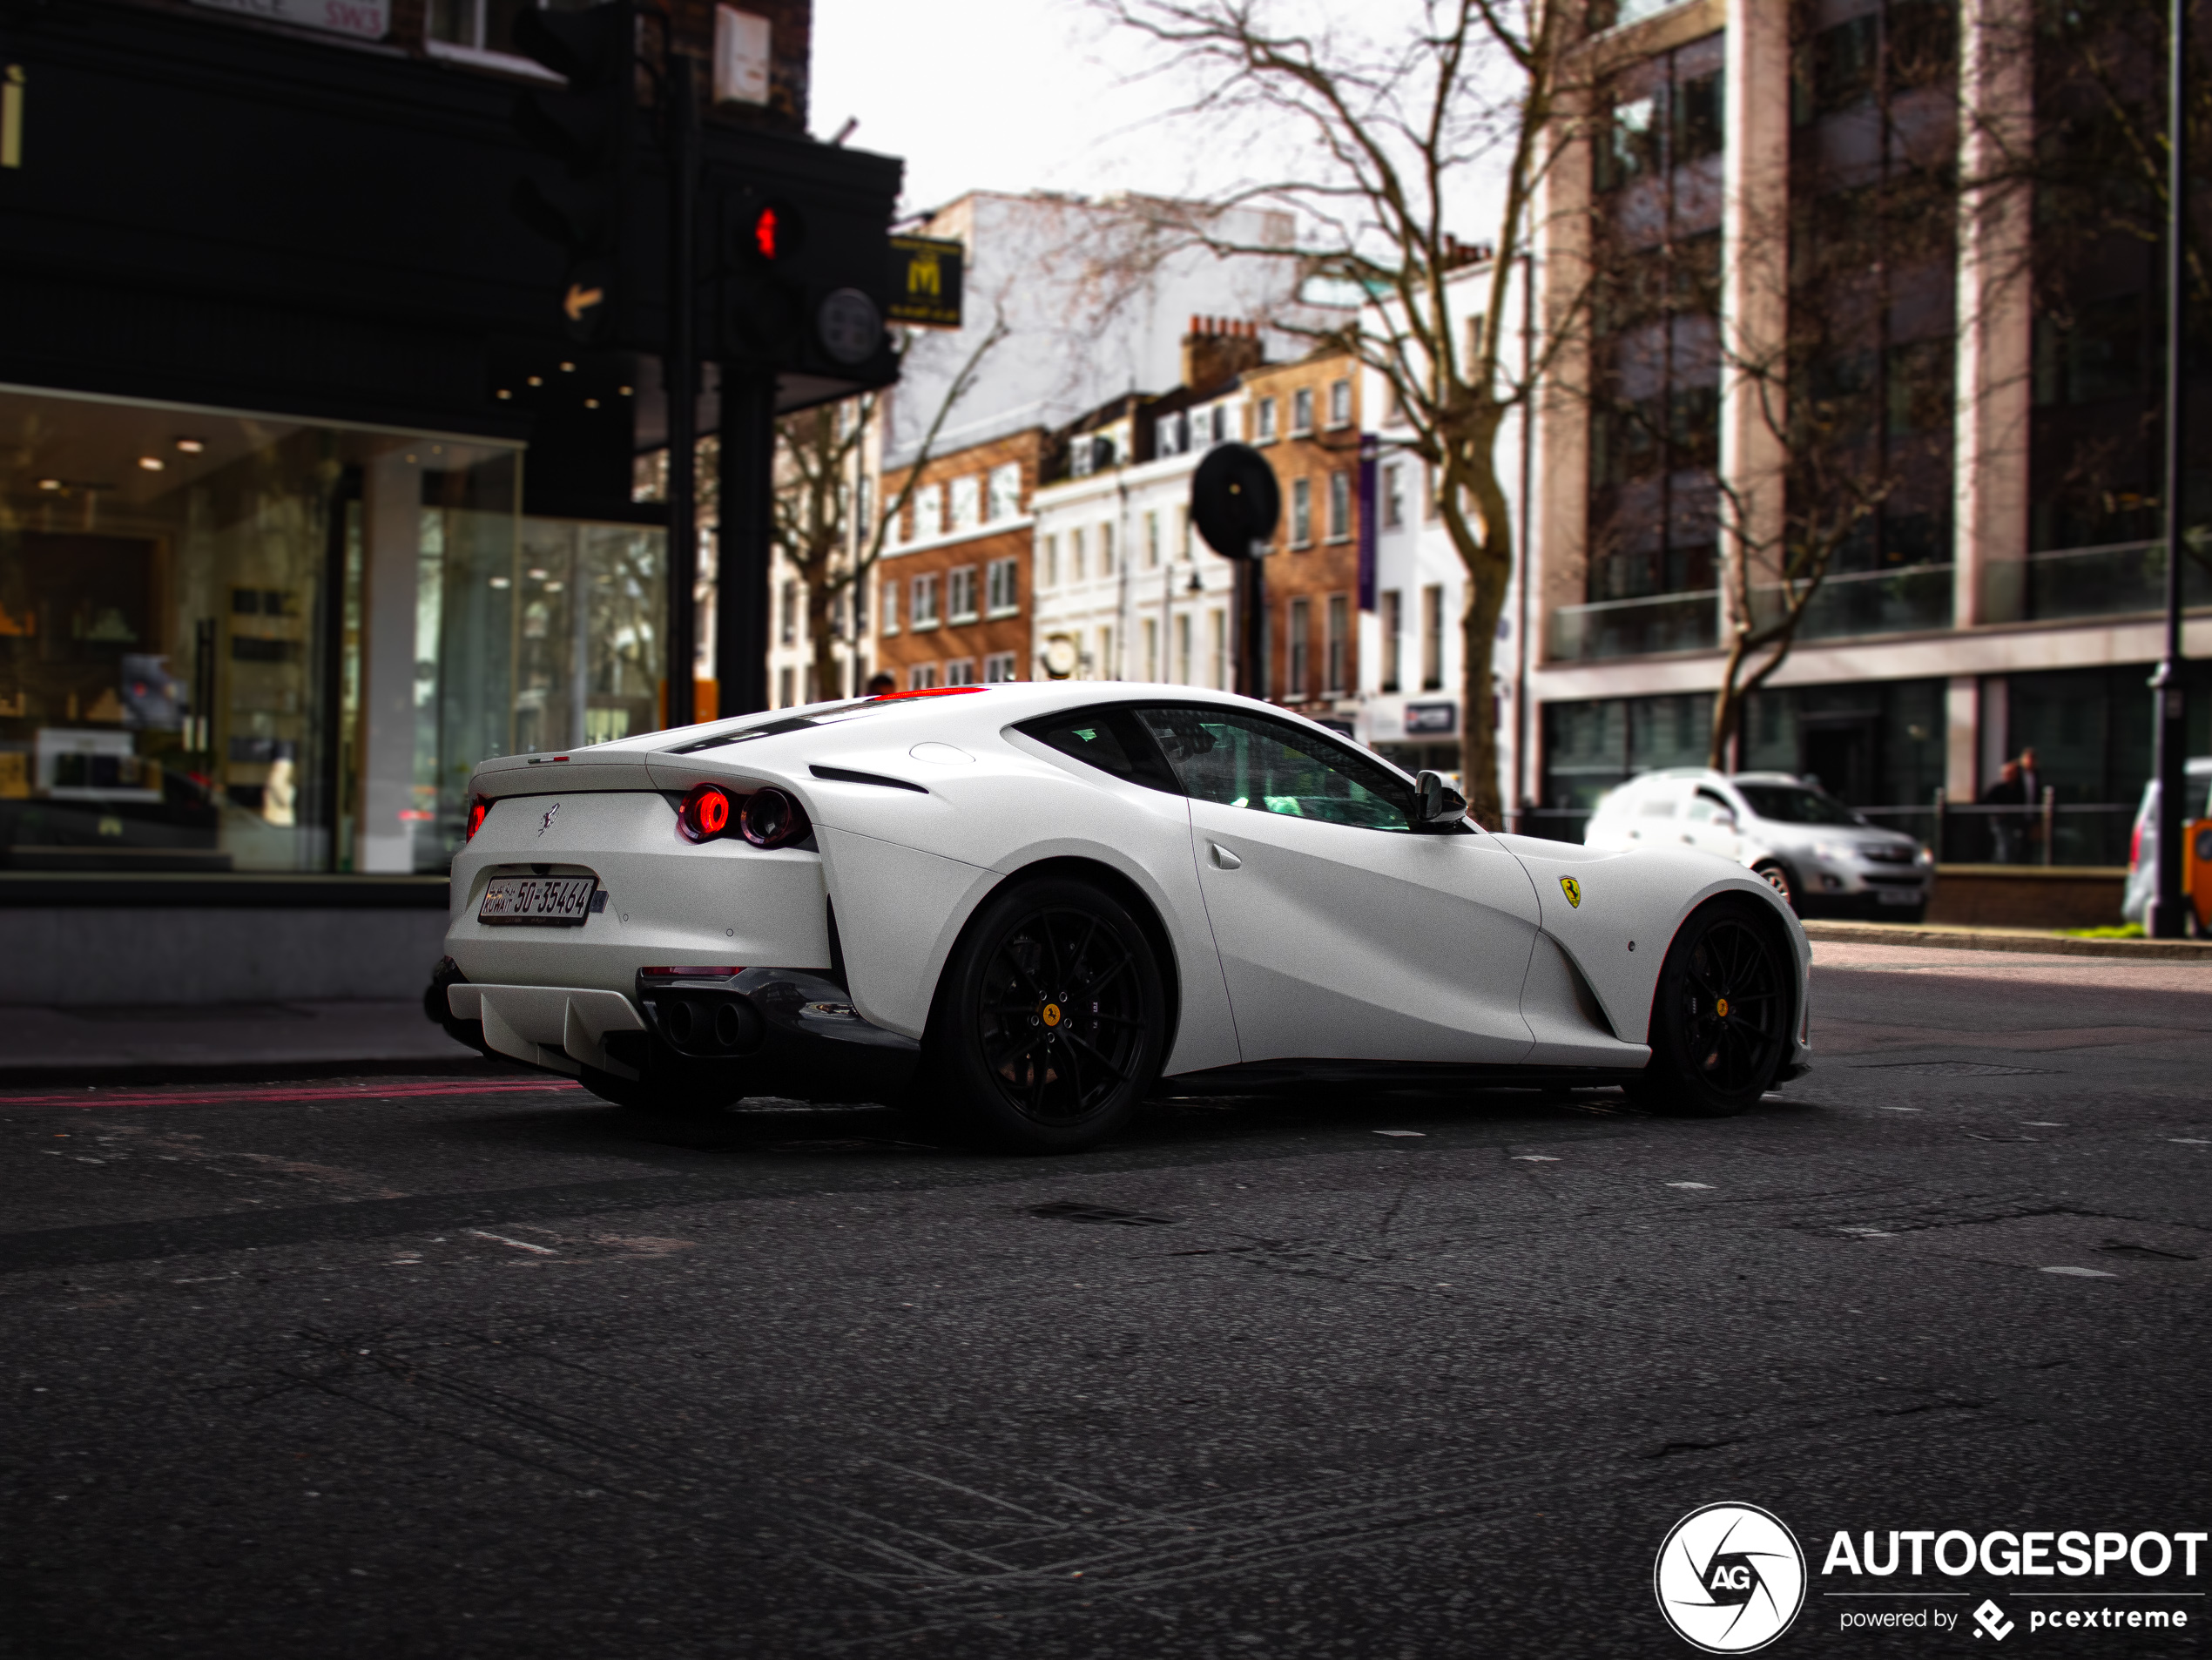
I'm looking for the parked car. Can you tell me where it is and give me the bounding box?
[2121,757,2212,925]
[433,685,1811,1150]
[1583,767,1934,921]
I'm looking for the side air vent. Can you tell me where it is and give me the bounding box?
[810,765,927,793]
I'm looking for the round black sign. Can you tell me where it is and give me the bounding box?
[1189,442,1282,560]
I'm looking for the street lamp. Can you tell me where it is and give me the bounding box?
[2149,0,2193,937]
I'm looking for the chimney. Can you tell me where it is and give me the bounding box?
[1181,315,1264,393]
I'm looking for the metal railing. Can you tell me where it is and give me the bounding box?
[1758,562,1952,641]
[1547,590,1719,662]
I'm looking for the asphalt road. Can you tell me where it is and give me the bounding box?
[4,943,2209,1659]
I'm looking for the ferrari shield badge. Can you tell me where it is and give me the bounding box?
[1560,876,1581,909]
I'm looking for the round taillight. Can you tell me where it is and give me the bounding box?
[465,798,489,840]
[679,784,733,841]
[740,786,809,848]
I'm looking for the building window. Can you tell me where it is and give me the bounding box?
[1326,594,1348,694]
[1327,470,1352,542]
[1177,611,1193,684]
[1287,597,1311,698]
[1327,378,1352,428]
[1040,534,1059,588]
[1070,526,1086,581]
[1420,583,1445,691]
[948,565,979,624]
[1382,462,1406,530]
[945,657,976,685]
[1256,397,1277,442]
[950,476,981,530]
[880,571,900,634]
[428,0,567,56]
[777,665,796,707]
[912,572,941,629]
[1424,463,1441,522]
[909,662,940,690]
[1291,477,1312,547]
[1211,609,1227,688]
[913,482,943,540]
[1143,617,1159,681]
[983,651,1018,682]
[986,462,1022,522]
[1145,510,1161,568]
[1098,625,1114,678]
[778,579,798,645]
[1156,412,1186,456]
[1291,387,1314,435]
[1380,589,1403,692]
[1099,523,1115,576]
[986,557,1019,616]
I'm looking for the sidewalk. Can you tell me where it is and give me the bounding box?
[1802,919,2212,962]
[0,1000,498,1086]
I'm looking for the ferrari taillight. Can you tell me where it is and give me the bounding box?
[465,797,489,840]
[678,784,733,841]
[739,786,809,848]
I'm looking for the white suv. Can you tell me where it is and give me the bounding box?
[1583,767,1934,921]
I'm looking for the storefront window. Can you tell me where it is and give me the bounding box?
[0,384,570,874]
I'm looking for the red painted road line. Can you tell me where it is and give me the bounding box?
[3,1079,584,1110]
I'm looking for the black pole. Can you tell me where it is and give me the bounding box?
[716,369,776,716]
[663,49,699,731]
[1236,557,1269,700]
[2151,0,2192,935]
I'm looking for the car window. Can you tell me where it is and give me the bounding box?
[1637,793,1679,819]
[1735,783,1865,826]
[1136,705,1416,832]
[1015,707,1179,793]
[1687,786,1733,823]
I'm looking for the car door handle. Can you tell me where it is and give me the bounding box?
[1210,842,1242,870]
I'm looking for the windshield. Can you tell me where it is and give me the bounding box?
[1735,784,1866,827]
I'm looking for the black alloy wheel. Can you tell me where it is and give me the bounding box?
[929,876,1166,1151]
[1631,896,1792,1116]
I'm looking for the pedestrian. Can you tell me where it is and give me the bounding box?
[1981,759,2024,862]
[865,671,895,696]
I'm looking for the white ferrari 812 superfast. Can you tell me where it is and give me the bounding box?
[434,684,1810,1151]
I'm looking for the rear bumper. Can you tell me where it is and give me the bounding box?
[448,968,921,1104]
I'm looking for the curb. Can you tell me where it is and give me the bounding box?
[0,1053,522,1090]
[1803,921,2212,962]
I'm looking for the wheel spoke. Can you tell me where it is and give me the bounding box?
[1061,1029,1128,1083]
[1052,1029,1087,1105]
[988,1031,1047,1075]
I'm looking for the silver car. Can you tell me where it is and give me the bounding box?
[1582,767,1934,920]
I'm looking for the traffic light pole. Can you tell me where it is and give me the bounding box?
[2149,0,2190,936]
[664,51,700,731]
[717,369,775,716]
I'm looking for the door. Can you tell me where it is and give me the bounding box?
[1682,784,1744,860]
[1801,717,1876,804]
[1134,705,1543,1065]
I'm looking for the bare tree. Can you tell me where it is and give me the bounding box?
[772,314,1008,700]
[1100,0,1591,828]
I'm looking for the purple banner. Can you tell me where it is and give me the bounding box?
[1356,432,1378,612]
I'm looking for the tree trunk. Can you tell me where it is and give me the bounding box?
[806,571,844,702]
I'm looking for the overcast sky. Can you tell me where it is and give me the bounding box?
[809,0,1215,215]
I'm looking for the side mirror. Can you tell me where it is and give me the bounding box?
[1714,808,1738,830]
[1416,769,1467,828]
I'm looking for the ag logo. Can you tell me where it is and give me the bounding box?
[1654,1502,1805,1653]
[1560,875,1581,909]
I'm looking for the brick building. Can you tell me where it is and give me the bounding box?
[873,428,1045,690]
[1243,348,1365,723]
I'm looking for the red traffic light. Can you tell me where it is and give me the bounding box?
[753,206,780,260]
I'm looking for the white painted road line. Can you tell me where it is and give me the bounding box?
[2041,1265,2119,1279]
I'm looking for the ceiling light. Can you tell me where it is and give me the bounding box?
[526,568,549,581]
[583,397,600,409]
[618,385,634,396]
[558,361,576,373]
[37,477,60,490]
[527,375,544,388]
[496,388,513,400]
[138,456,165,471]
[174,437,206,454]
[489,577,512,589]
[544,581,564,592]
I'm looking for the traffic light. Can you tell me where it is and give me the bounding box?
[715,179,894,377]
[510,0,637,343]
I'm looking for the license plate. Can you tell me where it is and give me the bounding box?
[1877,887,1923,905]
[479,874,597,926]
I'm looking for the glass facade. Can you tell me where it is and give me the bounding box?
[0,384,664,875]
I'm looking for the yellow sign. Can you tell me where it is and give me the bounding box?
[887,234,963,328]
[1560,876,1581,909]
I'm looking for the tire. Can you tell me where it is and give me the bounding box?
[1751,860,1797,913]
[924,876,1168,1152]
[1629,896,1793,1117]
